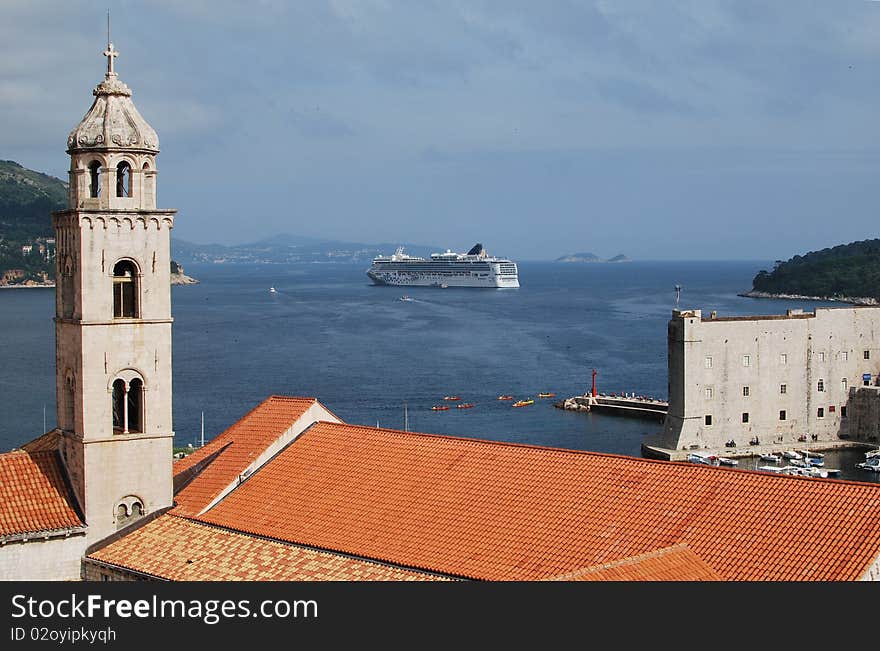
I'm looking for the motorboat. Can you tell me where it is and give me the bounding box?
[399,295,414,302]
[782,451,802,460]
[758,465,787,474]
[717,457,738,467]
[431,405,450,411]
[801,450,824,459]
[856,457,880,472]
[512,399,534,407]
[759,453,781,463]
[456,403,474,409]
[687,453,716,466]
[807,458,825,468]
[497,395,514,401]
[442,396,461,401]
[268,287,277,293]
[537,392,556,398]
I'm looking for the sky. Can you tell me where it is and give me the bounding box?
[1,0,878,261]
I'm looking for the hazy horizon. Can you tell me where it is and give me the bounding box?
[2,1,877,261]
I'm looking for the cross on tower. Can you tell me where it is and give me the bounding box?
[104,42,119,75]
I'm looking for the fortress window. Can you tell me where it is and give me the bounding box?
[780,384,787,394]
[704,356,713,369]
[865,350,871,360]
[841,351,849,361]
[841,378,847,393]
[817,407,824,418]
[818,352,826,362]
[116,161,132,197]
[704,387,713,399]
[742,412,749,423]
[113,260,139,318]
[704,415,712,426]
[817,379,824,392]
[779,410,786,421]
[742,386,750,397]
[742,355,750,367]
[88,160,101,197]
[779,353,787,365]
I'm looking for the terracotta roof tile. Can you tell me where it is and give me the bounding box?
[172,396,329,517]
[546,545,721,581]
[0,449,83,537]
[88,515,445,581]
[195,422,880,581]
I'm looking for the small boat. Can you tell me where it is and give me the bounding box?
[688,453,714,465]
[789,458,807,468]
[399,295,414,302]
[717,457,738,467]
[456,403,474,409]
[782,451,802,460]
[758,465,787,474]
[497,395,514,401]
[824,468,841,477]
[512,399,534,408]
[431,405,449,411]
[443,396,461,401]
[537,392,556,398]
[807,458,825,468]
[759,453,781,463]
[856,457,880,472]
[865,449,880,460]
[801,450,824,459]
[268,287,277,293]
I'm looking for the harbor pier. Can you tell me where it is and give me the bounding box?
[556,394,668,422]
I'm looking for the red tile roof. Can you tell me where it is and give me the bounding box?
[87,515,445,581]
[172,396,327,517]
[0,449,83,537]
[195,422,880,581]
[546,545,721,581]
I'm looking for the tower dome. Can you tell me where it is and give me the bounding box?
[66,43,158,153]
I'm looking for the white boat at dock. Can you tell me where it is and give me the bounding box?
[856,457,880,472]
[758,465,787,474]
[759,453,781,463]
[687,453,715,466]
[717,457,738,467]
[782,450,802,460]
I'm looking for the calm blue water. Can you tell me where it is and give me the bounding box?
[1,260,876,482]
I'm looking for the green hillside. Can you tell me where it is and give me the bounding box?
[751,239,880,301]
[0,160,66,284]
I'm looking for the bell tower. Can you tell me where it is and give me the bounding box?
[54,38,175,544]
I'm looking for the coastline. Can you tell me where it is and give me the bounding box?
[0,282,54,289]
[738,289,879,306]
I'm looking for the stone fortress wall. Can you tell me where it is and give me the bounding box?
[660,306,880,452]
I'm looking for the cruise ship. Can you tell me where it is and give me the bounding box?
[367,243,519,288]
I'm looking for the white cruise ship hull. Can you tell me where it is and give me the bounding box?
[368,268,519,288]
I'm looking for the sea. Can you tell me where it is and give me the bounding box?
[1,259,876,482]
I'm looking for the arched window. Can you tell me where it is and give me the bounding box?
[111,375,145,434]
[112,260,138,318]
[89,160,101,197]
[116,161,132,197]
[128,378,143,433]
[112,379,126,432]
[115,497,145,530]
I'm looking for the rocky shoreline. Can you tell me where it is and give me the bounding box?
[739,290,878,306]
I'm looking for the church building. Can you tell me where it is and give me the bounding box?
[2,42,880,582]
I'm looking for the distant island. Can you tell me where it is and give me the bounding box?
[0,159,194,287]
[741,239,880,305]
[555,252,631,263]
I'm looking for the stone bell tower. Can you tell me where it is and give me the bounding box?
[54,39,175,544]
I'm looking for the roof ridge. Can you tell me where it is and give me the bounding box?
[309,421,880,482]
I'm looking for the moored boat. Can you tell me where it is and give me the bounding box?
[782,450,802,460]
[537,392,556,398]
[512,399,534,407]
[717,457,738,467]
[497,395,513,401]
[759,453,781,463]
[431,405,449,411]
[443,396,461,401]
[456,403,474,409]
